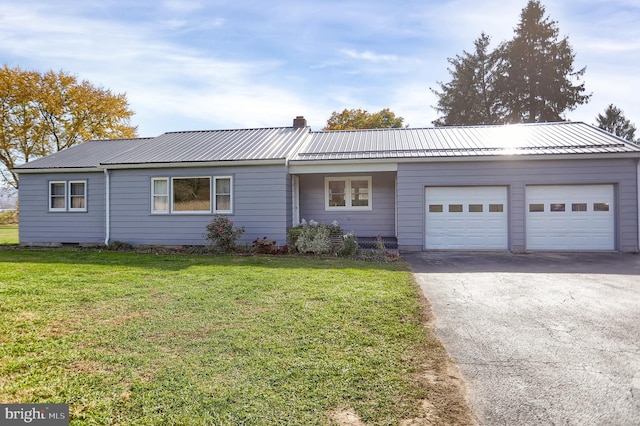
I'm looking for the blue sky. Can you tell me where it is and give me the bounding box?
[1,0,638,137]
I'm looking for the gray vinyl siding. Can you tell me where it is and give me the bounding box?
[108,164,290,246]
[18,172,105,244]
[397,158,639,252]
[298,172,396,237]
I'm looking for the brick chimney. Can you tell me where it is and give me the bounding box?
[293,115,307,128]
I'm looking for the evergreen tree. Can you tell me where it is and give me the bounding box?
[499,0,590,123]
[431,33,503,126]
[431,1,590,126]
[596,104,637,143]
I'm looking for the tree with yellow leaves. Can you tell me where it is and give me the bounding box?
[0,65,137,188]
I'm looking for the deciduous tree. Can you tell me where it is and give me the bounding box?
[596,104,637,143]
[324,108,404,130]
[0,65,137,188]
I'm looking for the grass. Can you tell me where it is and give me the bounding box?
[0,249,472,425]
[0,225,18,244]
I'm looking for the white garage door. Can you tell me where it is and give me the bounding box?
[425,186,508,250]
[526,185,614,250]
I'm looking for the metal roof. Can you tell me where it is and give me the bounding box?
[15,121,640,172]
[15,138,154,170]
[291,122,640,161]
[102,126,310,165]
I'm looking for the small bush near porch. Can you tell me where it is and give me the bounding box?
[0,250,472,425]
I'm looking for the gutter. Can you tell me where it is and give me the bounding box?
[101,159,286,170]
[104,168,110,245]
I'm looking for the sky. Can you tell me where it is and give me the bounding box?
[1,0,639,137]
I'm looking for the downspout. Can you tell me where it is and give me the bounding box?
[104,168,110,245]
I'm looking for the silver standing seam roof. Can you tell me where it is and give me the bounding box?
[14,121,640,171]
[14,137,154,169]
[291,121,640,161]
[102,126,310,165]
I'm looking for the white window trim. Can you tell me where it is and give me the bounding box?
[170,176,212,214]
[151,177,169,214]
[68,180,87,212]
[325,176,372,211]
[49,181,67,212]
[213,175,233,214]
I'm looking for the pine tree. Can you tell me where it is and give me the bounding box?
[499,0,590,123]
[431,33,503,126]
[596,104,637,143]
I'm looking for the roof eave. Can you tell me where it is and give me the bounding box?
[288,151,640,166]
[101,158,287,170]
[14,166,104,174]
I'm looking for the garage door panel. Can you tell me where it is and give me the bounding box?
[526,185,614,250]
[425,186,508,250]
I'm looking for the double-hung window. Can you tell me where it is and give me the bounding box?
[325,176,372,211]
[49,181,67,211]
[69,181,87,211]
[151,178,169,213]
[214,176,233,213]
[49,180,86,212]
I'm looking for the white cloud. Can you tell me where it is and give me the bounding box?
[340,49,400,63]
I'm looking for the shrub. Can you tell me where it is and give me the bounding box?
[338,232,359,257]
[287,226,303,249]
[296,224,333,255]
[204,215,245,253]
[252,237,278,254]
[292,221,340,255]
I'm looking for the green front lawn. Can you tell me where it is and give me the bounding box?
[0,225,18,244]
[0,250,471,425]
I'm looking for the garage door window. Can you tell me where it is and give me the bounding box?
[489,204,504,212]
[449,204,463,212]
[529,204,544,212]
[469,204,483,212]
[594,203,610,212]
[572,203,587,212]
[429,204,443,213]
[550,203,566,212]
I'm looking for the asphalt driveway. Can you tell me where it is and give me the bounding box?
[405,252,640,426]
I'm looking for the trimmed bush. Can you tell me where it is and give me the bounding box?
[291,220,343,255]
